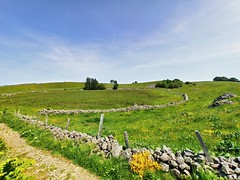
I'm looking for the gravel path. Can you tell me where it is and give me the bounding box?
[0,123,99,180]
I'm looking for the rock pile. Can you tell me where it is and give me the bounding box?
[16,113,240,179]
[209,93,237,108]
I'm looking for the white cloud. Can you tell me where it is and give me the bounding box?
[1,0,240,85]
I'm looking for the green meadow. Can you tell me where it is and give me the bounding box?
[0,81,239,155]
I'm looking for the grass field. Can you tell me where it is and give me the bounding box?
[0,81,239,156]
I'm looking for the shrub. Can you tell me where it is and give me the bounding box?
[0,158,34,179]
[97,84,106,90]
[113,83,118,90]
[84,77,106,90]
[130,151,161,178]
[155,79,183,89]
[213,76,239,82]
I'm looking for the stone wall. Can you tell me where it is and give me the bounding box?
[209,93,237,108]
[39,94,189,115]
[16,113,240,179]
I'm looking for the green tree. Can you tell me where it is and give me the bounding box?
[84,77,106,90]
[112,80,119,90]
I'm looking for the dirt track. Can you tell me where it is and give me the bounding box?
[0,123,99,180]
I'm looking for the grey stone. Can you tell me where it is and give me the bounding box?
[219,156,227,162]
[184,157,193,165]
[176,155,184,164]
[183,149,194,157]
[221,163,235,175]
[169,160,178,168]
[160,153,171,162]
[210,163,221,169]
[171,168,181,179]
[179,162,191,171]
[160,163,169,172]
[162,145,172,154]
[227,174,237,180]
[212,156,220,164]
[132,148,140,154]
[101,142,108,150]
[168,152,176,160]
[235,168,240,175]
[183,169,190,176]
[229,161,239,169]
[195,154,206,164]
[154,147,162,155]
[111,145,122,157]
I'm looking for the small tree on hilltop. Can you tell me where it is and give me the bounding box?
[84,77,106,90]
[112,80,119,90]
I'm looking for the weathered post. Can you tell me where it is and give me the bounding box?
[97,114,104,139]
[124,131,130,149]
[66,118,70,130]
[182,94,189,101]
[45,114,48,127]
[195,130,213,163]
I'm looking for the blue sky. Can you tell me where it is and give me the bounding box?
[0,0,240,85]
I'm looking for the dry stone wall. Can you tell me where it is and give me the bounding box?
[16,113,240,179]
[39,94,189,115]
[209,93,237,108]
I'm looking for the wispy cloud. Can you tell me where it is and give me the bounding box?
[0,0,240,85]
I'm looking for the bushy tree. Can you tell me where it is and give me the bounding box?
[213,76,239,82]
[83,77,106,90]
[97,83,106,90]
[155,79,183,89]
[112,80,119,90]
[229,77,239,82]
[213,76,229,81]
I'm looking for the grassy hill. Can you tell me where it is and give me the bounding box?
[0,81,239,155]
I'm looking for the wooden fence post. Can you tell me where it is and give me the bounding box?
[124,131,130,149]
[45,114,48,127]
[97,114,104,139]
[66,118,70,130]
[195,130,213,163]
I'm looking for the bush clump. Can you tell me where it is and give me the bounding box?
[155,79,184,89]
[130,151,161,178]
[83,77,106,90]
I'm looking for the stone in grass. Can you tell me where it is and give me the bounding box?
[183,169,190,176]
[234,168,240,175]
[212,156,220,164]
[221,163,235,175]
[210,163,221,169]
[169,160,178,168]
[160,162,169,172]
[120,148,132,159]
[184,157,193,165]
[227,174,237,180]
[101,142,108,150]
[171,168,181,179]
[111,145,123,158]
[176,155,185,164]
[154,147,162,155]
[160,153,171,162]
[179,162,191,171]
[183,149,195,157]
